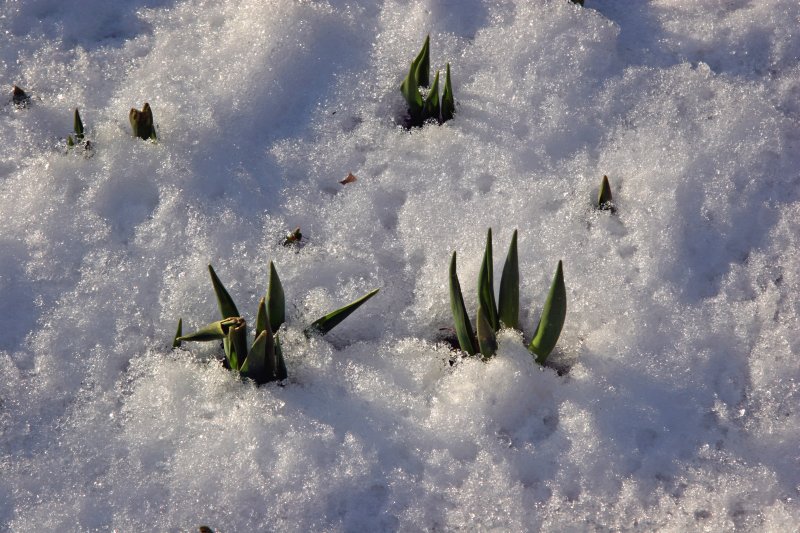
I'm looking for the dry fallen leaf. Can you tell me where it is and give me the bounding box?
[340,172,357,185]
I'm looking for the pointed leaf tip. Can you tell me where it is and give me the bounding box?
[598,175,615,212]
[267,261,286,333]
[208,264,240,319]
[306,288,380,336]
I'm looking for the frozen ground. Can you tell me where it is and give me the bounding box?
[1,0,800,530]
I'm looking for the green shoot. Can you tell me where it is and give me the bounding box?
[498,230,519,329]
[449,252,477,355]
[528,261,567,364]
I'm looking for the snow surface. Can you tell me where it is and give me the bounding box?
[1,0,800,530]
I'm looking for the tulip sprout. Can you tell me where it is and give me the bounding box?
[175,263,379,385]
[400,35,455,127]
[449,229,567,364]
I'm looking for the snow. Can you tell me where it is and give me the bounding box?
[1,0,800,530]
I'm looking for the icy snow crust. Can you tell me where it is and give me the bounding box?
[1,0,800,530]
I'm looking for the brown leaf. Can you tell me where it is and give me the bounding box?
[340,172,357,185]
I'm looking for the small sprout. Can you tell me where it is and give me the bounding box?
[283,227,303,246]
[571,0,584,5]
[528,261,567,364]
[74,108,84,141]
[178,264,379,385]
[597,175,616,213]
[340,172,358,185]
[198,527,215,533]
[12,85,31,108]
[67,108,92,154]
[129,102,157,141]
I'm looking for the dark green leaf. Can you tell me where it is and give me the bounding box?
[306,288,380,336]
[449,251,477,355]
[528,261,567,364]
[424,70,440,122]
[400,60,424,121]
[498,230,519,329]
[441,63,455,122]
[267,261,285,333]
[208,264,240,319]
[478,228,499,331]
[413,34,430,88]
[476,305,497,358]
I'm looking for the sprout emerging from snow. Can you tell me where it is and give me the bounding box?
[449,229,566,363]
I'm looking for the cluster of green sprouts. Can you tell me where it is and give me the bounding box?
[174,263,379,385]
[400,35,455,127]
[449,229,566,363]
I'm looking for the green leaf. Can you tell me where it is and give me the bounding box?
[74,108,84,140]
[498,230,519,329]
[275,334,287,381]
[424,70,440,122]
[267,261,285,333]
[478,228,499,331]
[441,63,455,122]
[67,135,75,147]
[172,318,183,348]
[449,251,477,355]
[306,288,380,336]
[413,34,430,88]
[208,264,240,319]
[178,317,240,342]
[476,305,497,358]
[256,297,267,338]
[598,175,615,212]
[400,60,424,121]
[528,260,567,364]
